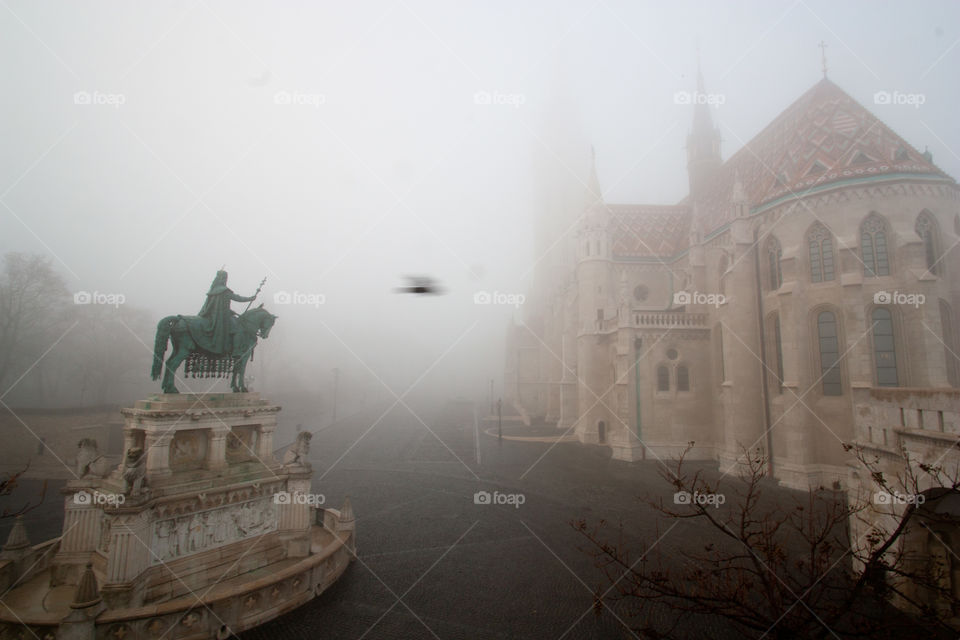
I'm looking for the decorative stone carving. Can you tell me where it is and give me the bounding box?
[121,448,146,497]
[76,439,111,478]
[151,497,277,564]
[226,426,259,464]
[282,432,311,467]
[169,429,208,472]
[145,619,165,637]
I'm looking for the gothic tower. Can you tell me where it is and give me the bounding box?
[686,58,722,198]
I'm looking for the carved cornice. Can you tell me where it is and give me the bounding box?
[121,406,281,420]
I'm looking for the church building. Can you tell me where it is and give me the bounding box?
[505,68,960,492]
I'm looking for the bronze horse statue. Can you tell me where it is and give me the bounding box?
[151,305,277,393]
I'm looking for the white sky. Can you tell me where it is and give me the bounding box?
[1,0,957,398]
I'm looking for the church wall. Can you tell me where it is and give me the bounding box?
[753,182,959,489]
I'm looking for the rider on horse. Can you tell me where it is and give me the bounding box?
[195,270,257,355]
[151,271,276,393]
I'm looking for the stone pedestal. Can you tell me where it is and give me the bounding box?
[51,393,296,608]
[3,386,355,639]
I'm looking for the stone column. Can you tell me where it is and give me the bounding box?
[144,433,173,477]
[59,500,102,554]
[207,429,228,470]
[102,513,150,607]
[278,476,312,557]
[258,424,276,462]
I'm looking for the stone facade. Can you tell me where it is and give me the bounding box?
[0,392,355,639]
[506,74,960,492]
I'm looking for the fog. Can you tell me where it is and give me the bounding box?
[1,0,958,407]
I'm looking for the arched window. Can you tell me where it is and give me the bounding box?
[861,214,890,277]
[916,211,940,274]
[872,307,899,387]
[767,236,782,290]
[677,365,690,391]
[817,311,842,395]
[808,223,835,282]
[657,365,670,392]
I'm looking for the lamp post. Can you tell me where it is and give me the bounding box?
[332,367,340,424]
[634,337,644,460]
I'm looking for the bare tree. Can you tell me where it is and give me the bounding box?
[61,303,153,406]
[0,253,70,396]
[572,443,960,640]
[0,464,47,519]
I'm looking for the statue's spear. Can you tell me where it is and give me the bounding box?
[243,277,267,312]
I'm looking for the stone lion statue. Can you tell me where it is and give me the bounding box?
[121,447,147,497]
[76,438,112,478]
[282,431,312,467]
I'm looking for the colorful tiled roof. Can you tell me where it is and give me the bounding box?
[608,204,690,259]
[692,78,954,233]
[608,78,954,258]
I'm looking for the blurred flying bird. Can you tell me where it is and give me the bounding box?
[395,276,444,295]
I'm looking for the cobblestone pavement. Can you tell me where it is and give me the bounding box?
[241,397,737,640]
[0,398,745,639]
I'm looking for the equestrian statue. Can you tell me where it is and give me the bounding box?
[151,270,277,393]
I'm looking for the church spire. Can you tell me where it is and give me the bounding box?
[587,144,603,205]
[686,50,722,198]
[818,40,828,79]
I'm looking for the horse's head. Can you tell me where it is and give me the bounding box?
[241,304,277,339]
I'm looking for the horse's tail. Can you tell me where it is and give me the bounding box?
[151,316,175,380]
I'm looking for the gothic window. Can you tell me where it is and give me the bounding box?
[767,236,783,290]
[677,365,690,391]
[861,214,890,277]
[657,365,670,392]
[817,311,842,396]
[916,211,940,275]
[808,223,835,282]
[872,307,899,387]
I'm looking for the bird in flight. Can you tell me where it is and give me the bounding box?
[395,275,445,295]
